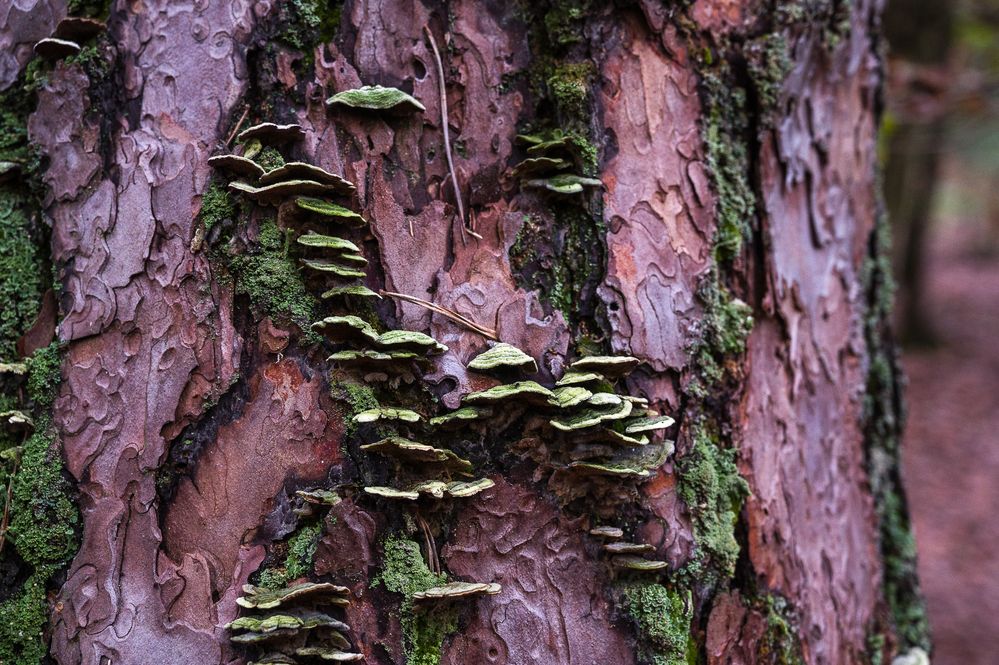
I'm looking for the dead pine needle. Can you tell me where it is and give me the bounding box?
[380,289,498,340]
[423,27,480,244]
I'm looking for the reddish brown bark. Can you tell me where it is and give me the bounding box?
[3,0,916,663]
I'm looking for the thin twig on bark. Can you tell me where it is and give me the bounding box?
[380,289,499,340]
[225,105,250,147]
[423,27,482,243]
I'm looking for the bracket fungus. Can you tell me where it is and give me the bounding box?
[549,400,634,431]
[294,646,364,661]
[610,555,669,572]
[555,370,608,387]
[363,478,493,501]
[463,380,555,405]
[525,173,603,195]
[259,163,356,194]
[371,329,448,355]
[311,316,380,345]
[33,37,81,60]
[568,354,641,376]
[624,415,675,434]
[510,156,572,178]
[320,285,382,300]
[589,526,624,539]
[567,461,651,479]
[467,343,538,374]
[352,407,422,424]
[326,85,426,114]
[294,197,368,228]
[548,385,593,409]
[295,489,341,505]
[229,180,345,205]
[208,154,267,180]
[237,122,306,145]
[296,233,360,253]
[236,582,351,610]
[326,349,426,372]
[54,16,106,41]
[228,612,351,636]
[300,259,367,279]
[360,436,472,473]
[428,406,493,428]
[603,542,656,555]
[412,581,502,602]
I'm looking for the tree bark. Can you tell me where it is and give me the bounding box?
[0,1,928,664]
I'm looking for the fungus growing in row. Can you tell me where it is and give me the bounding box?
[624,414,675,434]
[567,460,651,479]
[412,581,502,602]
[567,354,641,376]
[320,285,382,300]
[236,122,306,145]
[548,385,593,409]
[236,582,351,610]
[428,406,493,428]
[371,330,448,355]
[295,233,360,253]
[207,154,267,180]
[549,400,634,432]
[326,85,426,114]
[363,477,494,501]
[589,526,624,539]
[229,180,344,205]
[467,342,538,374]
[300,259,367,279]
[360,436,472,473]
[326,349,426,373]
[259,162,356,195]
[312,315,380,346]
[294,646,364,661]
[510,156,572,178]
[228,612,351,636]
[295,489,340,506]
[525,173,603,195]
[603,542,656,555]
[463,380,555,405]
[352,407,422,424]
[54,16,106,41]
[294,198,368,228]
[610,556,669,572]
[33,38,81,60]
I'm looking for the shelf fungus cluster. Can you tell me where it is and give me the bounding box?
[589,525,670,574]
[512,131,602,195]
[227,582,362,663]
[33,15,106,61]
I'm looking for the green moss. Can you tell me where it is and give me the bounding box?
[546,62,594,120]
[66,0,112,18]
[747,34,792,122]
[700,69,754,261]
[541,0,593,47]
[258,521,323,588]
[676,422,749,582]
[330,379,379,437]
[0,345,79,664]
[255,147,286,172]
[198,181,236,232]
[228,219,319,335]
[860,213,931,651]
[374,535,457,665]
[619,582,693,665]
[0,192,44,360]
[278,0,343,51]
[755,595,804,665]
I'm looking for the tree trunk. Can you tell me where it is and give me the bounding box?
[0,1,928,664]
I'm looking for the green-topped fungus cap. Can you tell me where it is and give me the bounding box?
[587,392,624,407]
[555,370,607,387]
[568,355,641,376]
[326,85,426,113]
[610,555,668,572]
[510,156,572,178]
[373,329,448,355]
[1,410,34,433]
[248,654,298,665]
[547,386,593,409]
[467,343,538,373]
[583,428,649,447]
[54,16,106,41]
[0,362,27,376]
[603,542,655,555]
[311,315,379,345]
[353,407,422,424]
[294,197,368,227]
[295,488,340,505]
[236,582,350,610]
[237,122,306,144]
[327,349,425,371]
[228,611,351,634]
[295,232,360,252]
[525,173,603,195]
[294,647,364,662]
[299,258,367,278]
[589,526,624,539]
[321,285,382,300]
[0,161,20,184]
[364,486,419,500]
[463,380,555,405]
[429,406,493,427]
[360,436,472,472]
[33,38,81,60]
[566,460,650,478]
[412,581,502,602]
[229,180,343,205]
[549,400,633,431]
[260,162,356,194]
[229,628,300,644]
[624,415,675,434]
[208,154,266,179]
[446,478,495,497]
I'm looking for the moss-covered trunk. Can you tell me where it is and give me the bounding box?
[0,0,927,663]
